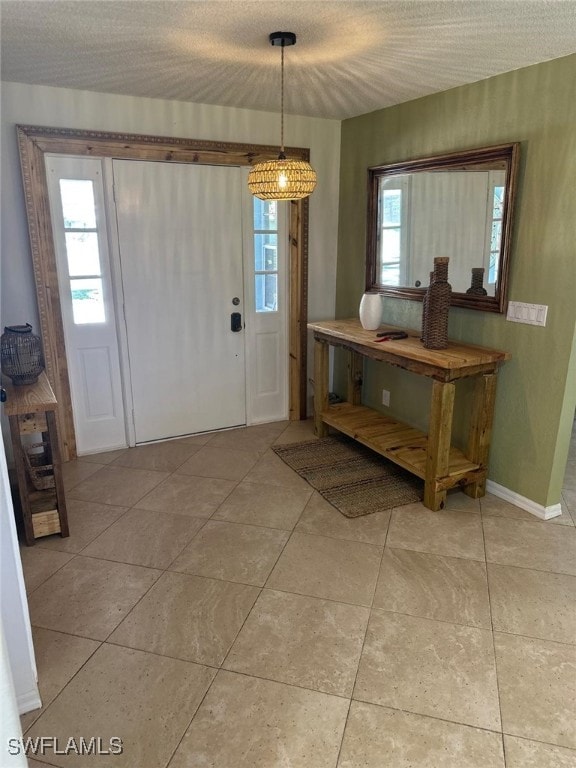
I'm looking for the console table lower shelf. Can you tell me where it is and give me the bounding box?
[309,318,510,512]
[323,401,483,490]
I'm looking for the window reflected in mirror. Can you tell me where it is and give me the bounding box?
[366,144,520,313]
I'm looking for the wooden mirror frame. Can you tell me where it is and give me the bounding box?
[365,143,520,313]
[17,124,310,461]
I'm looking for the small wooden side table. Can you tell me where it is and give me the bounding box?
[4,372,69,545]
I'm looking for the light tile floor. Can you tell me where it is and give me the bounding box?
[19,419,576,767]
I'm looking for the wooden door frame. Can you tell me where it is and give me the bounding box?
[17,125,309,460]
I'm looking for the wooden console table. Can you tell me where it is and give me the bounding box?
[4,372,69,545]
[309,319,510,511]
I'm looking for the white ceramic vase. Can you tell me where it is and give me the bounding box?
[359,292,382,330]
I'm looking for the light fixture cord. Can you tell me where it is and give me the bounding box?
[280,40,285,155]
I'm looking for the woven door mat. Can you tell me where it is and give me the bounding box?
[272,434,423,518]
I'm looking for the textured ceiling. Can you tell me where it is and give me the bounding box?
[1,0,575,120]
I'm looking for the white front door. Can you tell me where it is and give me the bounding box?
[112,160,246,443]
[45,156,127,455]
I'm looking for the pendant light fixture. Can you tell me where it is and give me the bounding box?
[248,32,317,201]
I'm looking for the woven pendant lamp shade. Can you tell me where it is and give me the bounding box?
[248,156,317,201]
[248,31,317,201]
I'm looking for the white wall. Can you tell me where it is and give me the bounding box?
[0,81,341,352]
[0,438,41,716]
[1,83,340,421]
[0,82,339,718]
[1,619,29,766]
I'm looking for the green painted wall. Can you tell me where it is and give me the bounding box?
[336,53,576,508]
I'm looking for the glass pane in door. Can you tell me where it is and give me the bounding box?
[59,179,97,228]
[65,232,101,276]
[70,278,106,324]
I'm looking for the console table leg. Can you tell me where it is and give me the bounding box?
[46,410,69,537]
[424,380,455,511]
[314,340,329,437]
[464,373,497,499]
[8,415,35,545]
[347,351,363,406]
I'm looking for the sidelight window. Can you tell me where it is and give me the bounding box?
[59,179,106,324]
[253,199,279,312]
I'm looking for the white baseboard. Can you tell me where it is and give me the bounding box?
[486,480,562,520]
[17,688,42,716]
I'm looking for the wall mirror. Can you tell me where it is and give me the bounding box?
[366,143,520,312]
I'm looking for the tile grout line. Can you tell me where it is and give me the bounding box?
[21,432,573,764]
[161,674,217,768]
[163,441,363,764]
[26,625,574,761]
[35,503,133,558]
[28,573,576,654]
[22,551,79,597]
[178,446,310,745]
[20,637,104,738]
[480,512,507,766]
[333,503,394,766]
[63,452,248,568]
[33,447,253,764]
[217,489,306,671]
[484,558,575,577]
[138,444,312,571]
[219,664,354,701]
[370,605,491,633]
[349,696,525,739]
[162,428,303,768]
[500,733,576,753]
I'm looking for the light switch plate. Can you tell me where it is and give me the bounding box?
[506,301,548,327]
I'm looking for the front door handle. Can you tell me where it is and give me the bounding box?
[231,312,242,332]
